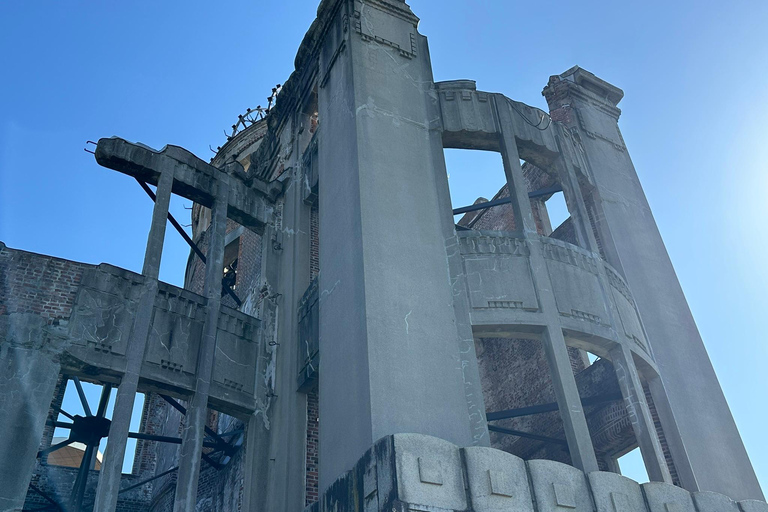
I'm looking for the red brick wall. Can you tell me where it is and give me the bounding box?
[305,202,320,505]
[0,243,85,324]
[132,393,168,482]
[644,382,681,485]
[39,375,67,457]
[310,204,319,280]
[305,389,319,506]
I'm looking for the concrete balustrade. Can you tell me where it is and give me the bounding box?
[304,433,768,512]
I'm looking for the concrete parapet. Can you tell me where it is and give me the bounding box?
[528,459,592,512]
[692,491,740,512]
[463,446,532,512]
[589,471,645,512]
[740,501,768,512]
[305,434,768,512]
[643,482,696,512]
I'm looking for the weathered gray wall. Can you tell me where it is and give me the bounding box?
[317,0,487,490]
[543,67,764,500]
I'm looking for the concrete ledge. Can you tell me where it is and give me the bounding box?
[589,471,645,512]
[693,491,740,512]
[306,434,768,512]
[740,501,768,512]
[642,482,696,512]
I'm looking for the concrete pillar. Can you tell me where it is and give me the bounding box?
[0,346,59,511]
[555,145,671,481]
[173,179,229,511]
[261,117,313,510]
[317,0,483,489]
[543,67,763,500]
[494,97,599,473]
[610,344,671,482]
[93,169,174,512]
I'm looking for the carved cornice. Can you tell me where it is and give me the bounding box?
[458,233,529,256]
[604,264,635,307]
[354,0,419,25]
[540,237,599,275]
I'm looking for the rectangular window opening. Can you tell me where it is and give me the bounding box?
[222,237,240,298]
[618,446,649,483]
[444,148,513,231]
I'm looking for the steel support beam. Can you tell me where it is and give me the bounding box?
[135,179,242,307]
[487,424,569,446]
[486,392,623,422]
[611,344,672,483]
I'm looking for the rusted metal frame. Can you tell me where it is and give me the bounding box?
[117,466,179,494]
[452,196,512,216]
[451,184,565,217]
[487,424,569,447]
[157,394,232,452]
[527,183,563,199]
[37,439,73,457]
[135,179,243,307]
[157,394,232,469]
[486,391,623,422]
[50,405,76,421]
[45,420,74,429]
[71,377,92,417]
[127,432,219,449]
[70,383,112,512]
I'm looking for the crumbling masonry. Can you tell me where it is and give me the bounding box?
[1,0,765,511]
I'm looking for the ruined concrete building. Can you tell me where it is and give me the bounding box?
[1,0,765,511]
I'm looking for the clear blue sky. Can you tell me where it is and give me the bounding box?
[1,0,766,489]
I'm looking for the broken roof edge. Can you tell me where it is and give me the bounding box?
[548,65,625,107]
[251,0,421,181]
[213,116,269,168]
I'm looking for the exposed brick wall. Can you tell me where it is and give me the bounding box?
[550,217,577,245]
[310,203,319,280]
[305,389,319,506]
[644,382,681,486]
[143,198,266,511]
[478,335,634,467]
[237,229,263,301]
[0,243,85,324]
[132,393,167,486]
[25,463,151,511]
[465,181,636,470]
[458,185,517,231]
[456,163,570,237]
[39,375,67,456]
[305,201,321,506]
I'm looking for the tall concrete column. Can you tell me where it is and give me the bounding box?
[261,115,313,511]
[557,147,671,482]
[173,180,229,511]
[495,97,599,473]
[93,169,174,512]
[543,66,763,500]
[317,0,483,489]
[610,344,671,483]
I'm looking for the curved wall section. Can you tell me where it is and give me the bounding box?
[458,231,650,359]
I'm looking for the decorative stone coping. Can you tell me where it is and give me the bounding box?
[305,434,767,512]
